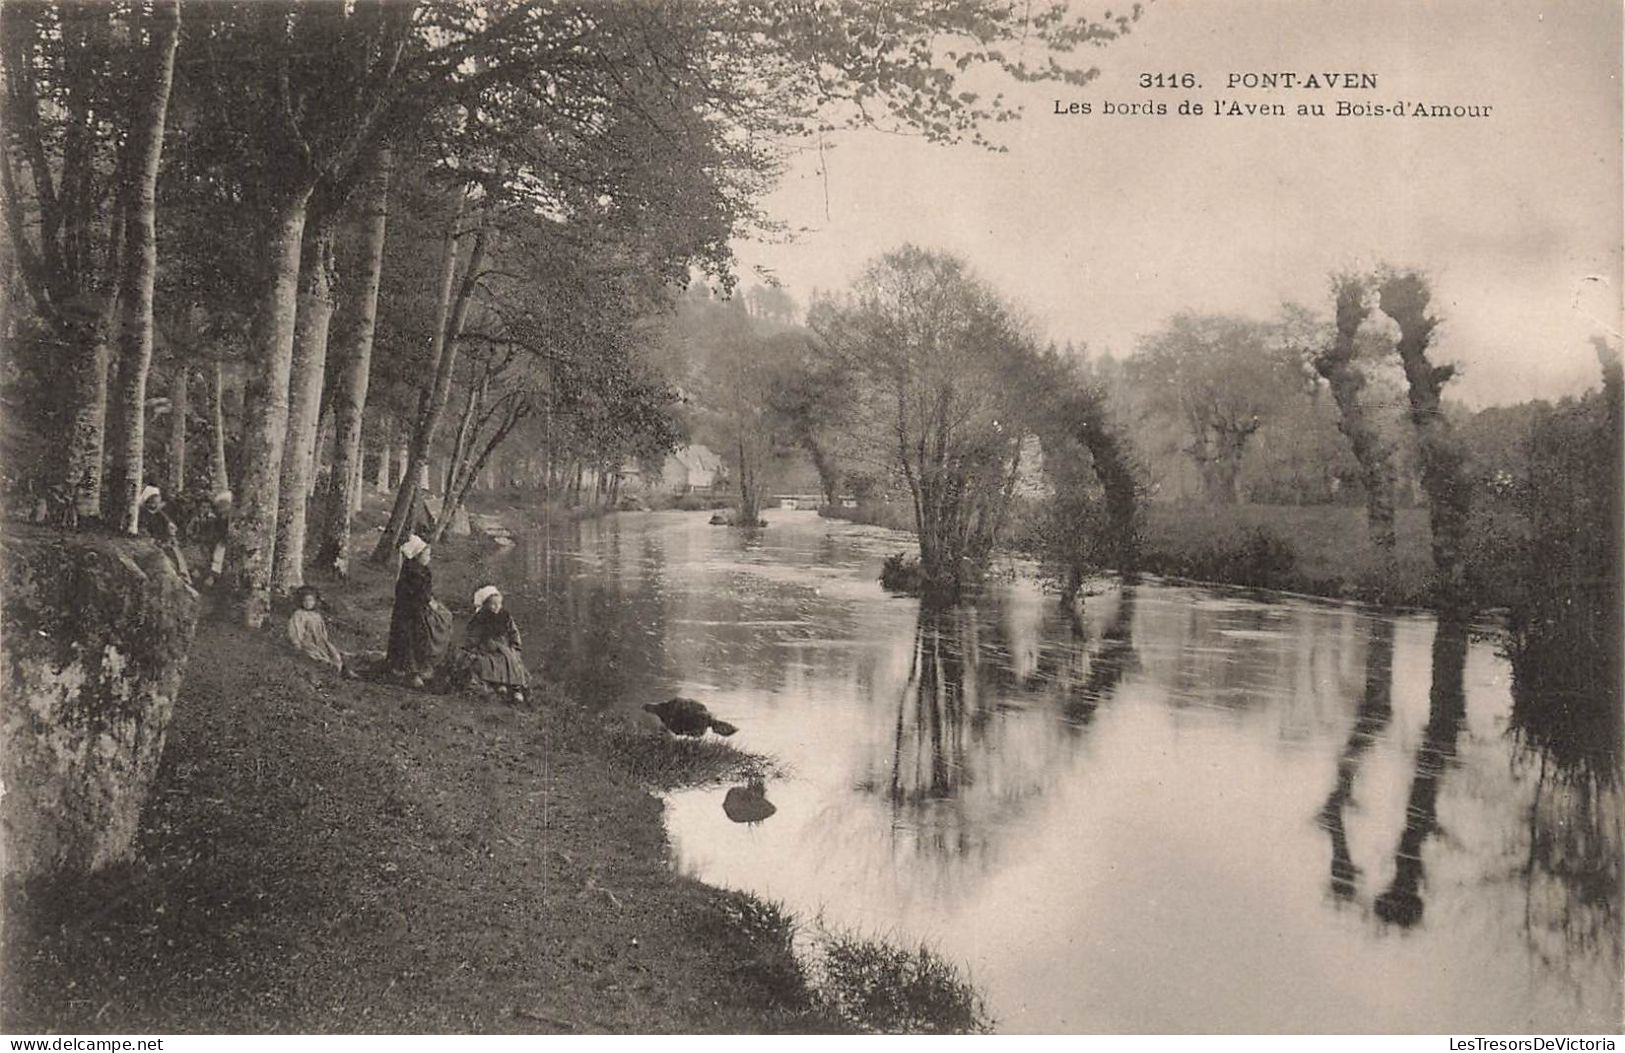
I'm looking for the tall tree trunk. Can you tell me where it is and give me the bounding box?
[1378,272,1470,607]
[374,189,487,561]
[309,403,332,498]
[104,0,179,534]
[804,437,840,506]
[167,362,188,493]
[60,327,112,523]
[1213,446,1242,505]
[373,436,391,491]
[349,441,365,514]
[228,187,313,626]
[207,359,230,496]
[735,432,760,523]
[60,202,122,525]
[1314,276,1396,549]
[316,152,390,575]
[272,212,338,590]
[445,367,486,496]
[374,193,463,561]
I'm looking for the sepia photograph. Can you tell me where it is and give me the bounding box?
[0,0,1620,1038]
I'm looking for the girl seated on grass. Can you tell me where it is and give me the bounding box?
[460,585,529,704]
[286,585,355,677]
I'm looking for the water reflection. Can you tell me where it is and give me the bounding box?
[1060,585,1139,727]
[497,510,1622,1032]
[723,780,777,824]
[872,601,1067,866]
[514,520,672,708]
[889,608,971,805]
[1375,617,1469,927]
[1508,647,1623,995]
[1317,618,1395,901]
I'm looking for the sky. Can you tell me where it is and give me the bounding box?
[729,0,1623,407]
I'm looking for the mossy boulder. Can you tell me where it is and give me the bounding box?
[1,527,198,878]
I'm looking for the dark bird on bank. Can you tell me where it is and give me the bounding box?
[643,697,738,738]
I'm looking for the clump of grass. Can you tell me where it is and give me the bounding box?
[803,926,991,1034]
[697,894,854,1032]
[601,726,768,790]
[706,895,989,1034]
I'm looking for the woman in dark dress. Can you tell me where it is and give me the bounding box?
[385,535,452,686]
[461,585,529,703]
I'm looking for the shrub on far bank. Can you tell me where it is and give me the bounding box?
[879,552,923,596]
[1502,380,1621,719]
[1136,503,1439,607]
[821,498,914,534]
[647,491,733,512]
[1141,521,1296,592]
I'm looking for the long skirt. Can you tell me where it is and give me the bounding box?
[465,642,529,688]
[387,599,453,680]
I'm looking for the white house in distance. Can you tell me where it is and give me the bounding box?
[624,443,726,495]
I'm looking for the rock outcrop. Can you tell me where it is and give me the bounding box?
[1,528,198,878]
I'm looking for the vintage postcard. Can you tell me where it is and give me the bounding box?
[1,0,1619,1040]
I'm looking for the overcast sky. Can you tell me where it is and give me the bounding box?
[730,0,1622,407]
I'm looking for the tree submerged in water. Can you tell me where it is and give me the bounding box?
[815,247,1139,606]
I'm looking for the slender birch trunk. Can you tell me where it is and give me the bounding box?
[393,430,408,486]
[373,436,391,491]
[315,153,389,577]
[374,194,465,555]
[318,149,388,575]
[374,188,488,561]
[207,359,230,496]
[436,400,527,543]
[349,443,364,514]
[167,362,188,493]
[104,0,179,534]
[271,213,337,589]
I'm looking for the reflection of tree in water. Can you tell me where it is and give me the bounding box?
[1316,618,1395,900]
[889,606,975,806]
[1374,617,1469,927]
[1507,652,1622,988]
[1060,585,1139,728]
[877,585,1142,864]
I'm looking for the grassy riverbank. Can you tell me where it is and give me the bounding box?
[1135,503,1443,608]
[2,509,986,1034]
[826,498,1521,610]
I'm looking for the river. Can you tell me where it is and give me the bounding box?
[501,508,1621,1034]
